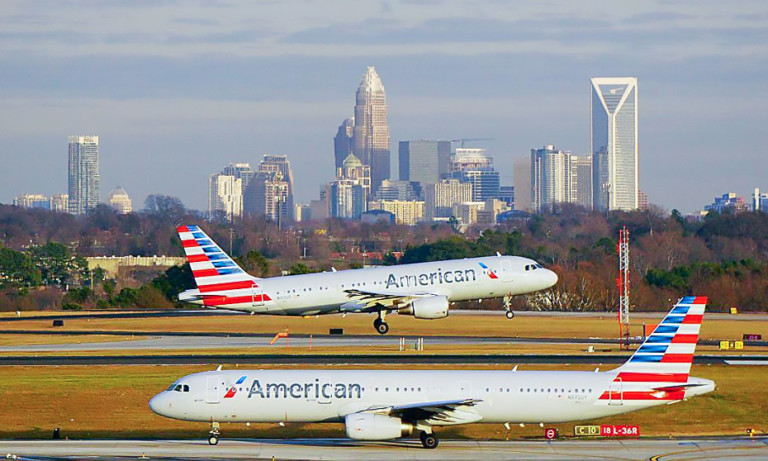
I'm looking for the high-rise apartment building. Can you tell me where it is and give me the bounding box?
[368,200,425,226]
[399,140,451,185]
[531,145,572,213]
[107,186,133,214]
[353,67,390,191]
[424,179,472,219]
[209,174,242,221]
[373,179,422,202]
[591,77,638,211]
[754,188,768,212]
[334,118,354,170]
[243,155,294,223]
[570,155,593,209]
[68,135,100,215]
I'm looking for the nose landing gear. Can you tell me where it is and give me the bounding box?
[503,295,515,320]
[208,421,220,445]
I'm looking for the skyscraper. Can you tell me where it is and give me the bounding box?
[334,118,354,170]
[399,140,451,185]
[570,155,593,209]
[512,156,532,211]
[68,135,100,215]
[353,67,390,191]
[327,153,371,219]
[222,163,255,192]
[591,77,638,211]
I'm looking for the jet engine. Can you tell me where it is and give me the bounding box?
[344,413,414,440]
[399,295,449,319]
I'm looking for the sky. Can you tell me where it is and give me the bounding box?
[1,0,766,214]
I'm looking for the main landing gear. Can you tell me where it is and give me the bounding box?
[373,311,389,335]
[503,295,515,320]
[419,430,439,449]
[208,421,220,445]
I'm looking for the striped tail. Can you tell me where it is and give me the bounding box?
[602,296,707,402]
[177,225,257,294]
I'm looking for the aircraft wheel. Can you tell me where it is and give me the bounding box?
[505,310,515,320]
[208,435,219,445]
[420,431,438,449]
[375,320,389,335]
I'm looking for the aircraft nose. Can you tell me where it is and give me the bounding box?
[149,393,170,416]
[543,269,558,287]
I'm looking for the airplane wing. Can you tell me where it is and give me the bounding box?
[362,398,484,425]
[339,288,438,312]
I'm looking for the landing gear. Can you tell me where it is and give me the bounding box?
[373,311,389,335]
[503,295,515,320]
[419,430,439,449]
[208,421,220,445]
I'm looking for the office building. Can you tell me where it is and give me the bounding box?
[107,186,133,214]
[368,200,424,226]
[222,163,255,192]
[49,194,69,212]
[513,156,532,211]
[531,145,572,213]
[591,77,638,211]
[13,194,49,209]
[68,135,100,214]
[498,186,514,208]
[451,148,493,172]
[424,179,472,219]
[705,193,749,213]
[754,188,768,212]
[399,140,451,185]
[328,153,371,219]
[209,174,242,221]
[334,118,354,170]
[452,168,499,202]
[373,179,421,201]
[243,155,294,223]
[353,67,390,191]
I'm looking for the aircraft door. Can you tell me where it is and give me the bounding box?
[607,380,623,406]
[252,284,265,309]
[499,259,515,282]
[206,376,221,404]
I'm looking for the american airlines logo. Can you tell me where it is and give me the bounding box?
[385,268,478,289]
[224,375,247,398]
[247,378,363,400]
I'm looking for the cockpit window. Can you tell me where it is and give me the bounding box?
[183,384,190,392]
[167,383,177,391]
[535,264,544,269]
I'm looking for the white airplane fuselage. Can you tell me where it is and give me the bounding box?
[150,368,714,424]
[181,255,558,316]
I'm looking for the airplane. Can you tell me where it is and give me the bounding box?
[175,225,558,334]
[150,296,714,449]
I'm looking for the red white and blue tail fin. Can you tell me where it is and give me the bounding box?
[601,296,707,402]
[177,225,258,294]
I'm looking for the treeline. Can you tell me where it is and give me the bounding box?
[1,199,768,312]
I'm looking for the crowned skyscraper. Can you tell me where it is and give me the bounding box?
[68,135,100,215]
[353,67,390,191]
[591,77,638,211]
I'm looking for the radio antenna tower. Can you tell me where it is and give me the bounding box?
[618,226,631,349]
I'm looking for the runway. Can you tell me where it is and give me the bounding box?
[1,438,767,460]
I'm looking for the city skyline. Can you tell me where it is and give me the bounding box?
[1,1,767,214]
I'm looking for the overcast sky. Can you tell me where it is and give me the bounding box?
[1,0,766,213]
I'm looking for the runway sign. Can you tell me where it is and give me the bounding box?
[574,425,600,436]
[544,428,558,439]
[600,425,640,437]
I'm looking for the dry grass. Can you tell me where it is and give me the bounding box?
[0,363,765,440]
[2,311,767,342]
[0,334,140,347]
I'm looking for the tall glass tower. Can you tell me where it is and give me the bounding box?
[68,135,100,215]
[591,77,638,211]
[353,67,390,191]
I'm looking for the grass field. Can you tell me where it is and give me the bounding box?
[3,311,767,342]
[0,363,765,440]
